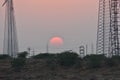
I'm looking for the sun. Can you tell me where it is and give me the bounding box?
[50,37,63,47]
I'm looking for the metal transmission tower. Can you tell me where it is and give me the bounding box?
[97,0,120,57]
[3,0,18,57]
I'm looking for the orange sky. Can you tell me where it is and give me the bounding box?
[14,0,97,18]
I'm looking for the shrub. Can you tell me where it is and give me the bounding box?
[0,54,10,59]
[74,58,82,68]
[84,54,106,68]
[57,51,79,67]
[46,57,57,70]
[11,58,26,71]
[18,51,28,58]
[33,53,56,59]
[106,58,115,67]
[106,56,120,67]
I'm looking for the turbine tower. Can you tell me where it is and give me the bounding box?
[3,0,18,57]
[97,0,120,57]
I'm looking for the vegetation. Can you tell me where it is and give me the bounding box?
[83,54,106,68]
[7,51,120,71]
[11,58,26,71]
[0,54,11,59]
[11,51,28,72]
[18,51,28,58]
[57,51,79,67]
[106,56,120,67]
[32,53,56,59]
[9,51,120,72]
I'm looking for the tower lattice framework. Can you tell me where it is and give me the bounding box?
[3,0,18,57]
[97,0,120,57]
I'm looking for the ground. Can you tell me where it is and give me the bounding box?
[0,59,120,80]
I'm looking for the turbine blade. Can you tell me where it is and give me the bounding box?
[2,0,8,7]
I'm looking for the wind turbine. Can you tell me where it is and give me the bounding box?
[2,0,8,6]
[2,0,18,57]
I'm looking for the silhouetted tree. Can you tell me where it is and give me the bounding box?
[57,51,79,67]
[18,51,28,58]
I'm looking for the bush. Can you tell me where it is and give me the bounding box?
[46,57,57,70]
[106,56,120,67]
[11,58,26,72]
[84,54,106,68]
[18,51,28,58]
[57,51,79,67]
[106,58,115,67]
[33,53,56,59]
[0,54,10,59]
[74,58,82,68]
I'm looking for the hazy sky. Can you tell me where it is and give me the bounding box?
[0,0,98,54]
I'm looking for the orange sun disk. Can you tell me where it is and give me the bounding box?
[50,37,63,47]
